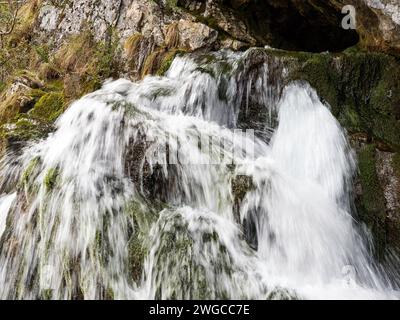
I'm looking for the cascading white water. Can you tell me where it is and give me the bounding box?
[0,49,398,300]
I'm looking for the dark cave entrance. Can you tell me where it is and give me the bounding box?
[235,0,360,52]
[179,0,360,52]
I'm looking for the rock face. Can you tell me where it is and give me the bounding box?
[36,0,217,50]
[34,0,400,55]
[171,19,218,51]
[178,0,360,52]
[359,0,400,53]
[177,0,400,53]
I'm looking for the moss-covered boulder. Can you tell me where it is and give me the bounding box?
[1,81,65,147]
[30,92,64,122]
[289,51,400,149]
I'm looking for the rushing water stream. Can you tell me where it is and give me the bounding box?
[0,49,398,299]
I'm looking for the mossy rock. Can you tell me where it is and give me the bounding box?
[358,145,386,215]
[3,117,51,143]
[124,199,161,283]
[128,234,146,283]
[290,51,400,148]
[0,81,45,124]
[149,209,234,299]
[1,90,65,145]
[357,144,387,258]
[30,92,64,122]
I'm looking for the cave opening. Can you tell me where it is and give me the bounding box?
[235,0,360,52]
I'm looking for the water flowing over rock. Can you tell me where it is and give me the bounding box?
[1,0,400,301]
[0,51,399,299]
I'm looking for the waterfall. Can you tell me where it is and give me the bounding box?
[0,49,398,300]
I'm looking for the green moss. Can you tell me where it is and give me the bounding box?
[3,117,50,142]
[291,52,340,110]
[357,144,387,257]
[125,200,158,233]
[30,92,64,122]
[150,209,234,299]
[2,89,65,144]
[124,199,160,283]
[285,49,400,150]
[1,90,63,142]
[44,79,63,92]
[128,234,146,283]
[368,59,400,148]
[20,157,41,187]
[358,145,386,214]
[44,168,59,191]
[338,106,362,131]
[0,68,67,146]
[29,88,47,100]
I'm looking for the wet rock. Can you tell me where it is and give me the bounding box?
[231,174,252,221]
[124,135,170,202]
[231,174,258,250]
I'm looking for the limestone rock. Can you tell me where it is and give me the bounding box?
[169,19,218,50]
[359,0,400,52]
